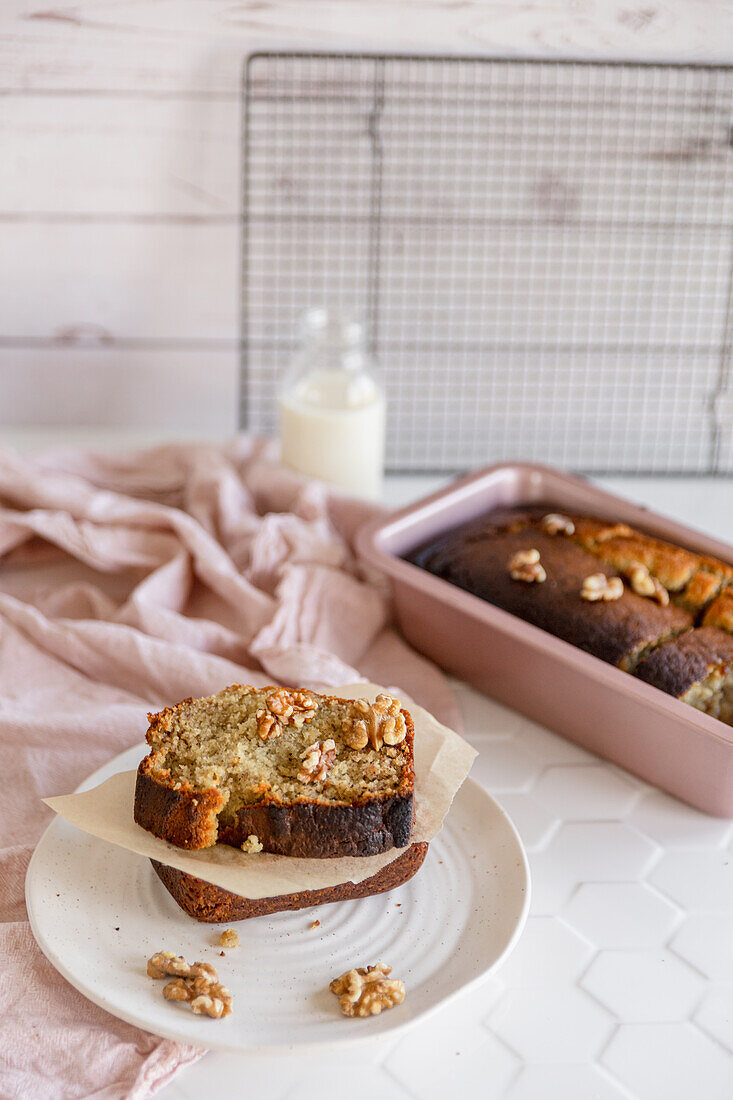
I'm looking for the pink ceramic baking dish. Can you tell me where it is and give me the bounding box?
[357,462,733,816]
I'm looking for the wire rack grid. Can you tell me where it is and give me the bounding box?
[241,53,733,475]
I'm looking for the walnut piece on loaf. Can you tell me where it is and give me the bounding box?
[509,548,547,584]
[330,963,406,1017]
[581,573,624,602]
[541,513,575,536]
[256,687,317,740]
[341,694,407,752]
[629,564,670,606]
[298,738,337,783]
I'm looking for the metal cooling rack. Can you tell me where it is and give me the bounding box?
[241,53,733,475]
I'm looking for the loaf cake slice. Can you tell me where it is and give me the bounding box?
[150,843,429,922]
[134,685,414,858]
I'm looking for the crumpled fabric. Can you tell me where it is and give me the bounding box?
[0,436,457,1099]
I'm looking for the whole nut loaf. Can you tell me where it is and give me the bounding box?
[409,507,733,727]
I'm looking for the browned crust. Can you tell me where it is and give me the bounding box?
[634,627,733,699]
[703,590,733,634]
[150,842,429,922]
[134,688,415,858]
[409,521,692,669]
[134,764,226,850]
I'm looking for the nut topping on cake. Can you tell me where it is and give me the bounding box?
[629,565,670,606]
[341,695,407,752]
[541,513,575,536]
[509,548,547,583]
[298,739,337,783]
[581,573,624,602]
[257,688,317,740]
[330,962,406,1017]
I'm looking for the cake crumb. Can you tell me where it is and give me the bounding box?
[310,919,320,929]
[241,834,264,854]
[219,928,240,949]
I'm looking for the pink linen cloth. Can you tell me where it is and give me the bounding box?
[0,436,457,1099]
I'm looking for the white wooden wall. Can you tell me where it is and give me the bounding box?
[2,1,731,443]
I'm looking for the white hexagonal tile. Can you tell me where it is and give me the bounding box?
[630,789,733,848]
[650,850,733,911]
[513,719,597,766]
[531,765,639,820]
[529,822,659,915]
[456,684,526,740]
[488,986,613,1063]
[562,882,679,949]
[494,793,559,851]
[384,980,505,1098]
[581,949,704,1021]
[694,986,733,1052]
[412,1031,520,1100]
[469,739,543,793]
[506,1063,632,1100]
[670,913,733,979]
[498,916,594,987]
[290,1065,408,1100]
[602,1023,733,1100]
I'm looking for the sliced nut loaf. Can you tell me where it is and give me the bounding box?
[134,685,414,858]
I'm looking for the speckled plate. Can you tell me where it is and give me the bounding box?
[26,743,530,1053]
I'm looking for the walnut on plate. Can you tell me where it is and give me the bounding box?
[219,928,240,949]
[146,952,218,981]
[148,952,233,1019]
[163,975,233,1018]
[330,962,405,1018]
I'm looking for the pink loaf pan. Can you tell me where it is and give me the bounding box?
[356,462,733,817]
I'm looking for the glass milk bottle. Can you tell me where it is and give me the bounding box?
[278,309,386,500]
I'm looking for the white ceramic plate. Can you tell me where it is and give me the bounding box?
[26,743,530,1053]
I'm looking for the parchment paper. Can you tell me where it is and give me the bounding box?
[43,683,476,900]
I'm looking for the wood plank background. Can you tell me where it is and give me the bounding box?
[2,1,732,440]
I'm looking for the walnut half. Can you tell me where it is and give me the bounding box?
[257,688,317,740]
[509,548,547,583]
[541,513,575,536]
[342,695,406,752]
[147,952,218,981]
[629,564,670,606]
[330,963,406,1018]
[581,573,624,602]
[163,975,233,1018]
[148,953,234,1019]
[298,738,337,783]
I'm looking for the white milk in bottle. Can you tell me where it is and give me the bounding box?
[278,309,386,500]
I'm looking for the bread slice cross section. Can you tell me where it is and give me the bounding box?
[134,685,415,858]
